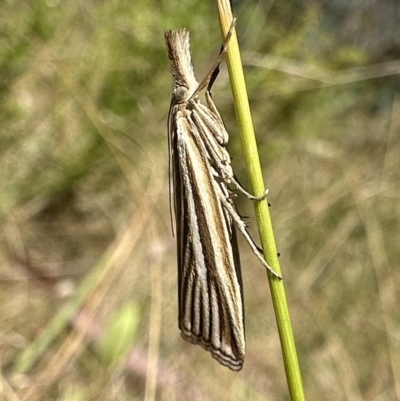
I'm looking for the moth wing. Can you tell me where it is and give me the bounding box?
[172,114,245,371]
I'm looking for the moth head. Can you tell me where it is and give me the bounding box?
[174,86,190,102]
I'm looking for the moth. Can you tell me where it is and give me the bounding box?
[165,22,281,371]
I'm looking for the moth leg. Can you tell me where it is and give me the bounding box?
[219,195,282,279]
[229,177,269,201]
[204,91,225,129]
[206,17,237,92]
[190,18,237,99]
[214,166,269,201]
[200,93,270,202]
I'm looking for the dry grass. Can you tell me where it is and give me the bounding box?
[1,1,399,400]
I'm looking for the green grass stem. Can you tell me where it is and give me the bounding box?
[216,1,306,399]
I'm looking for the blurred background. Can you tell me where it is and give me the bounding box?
[1,0,400,400]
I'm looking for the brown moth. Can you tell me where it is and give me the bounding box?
[165,23,281,371]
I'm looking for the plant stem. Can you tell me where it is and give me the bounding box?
[215,1,306,400]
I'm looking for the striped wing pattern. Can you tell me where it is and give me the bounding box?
[166,28,245,371]
[172,106,245,371]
